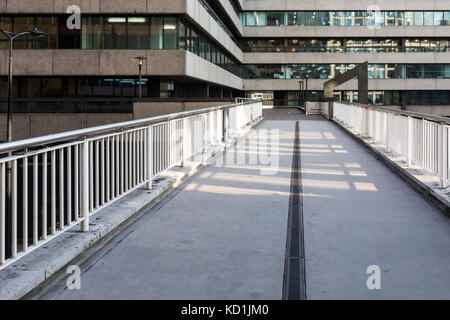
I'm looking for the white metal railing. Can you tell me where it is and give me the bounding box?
[0,101,263,269]
[333,101,449,188]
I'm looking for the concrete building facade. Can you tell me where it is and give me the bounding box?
[0,0,450,138]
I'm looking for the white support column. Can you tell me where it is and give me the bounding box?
[385,112,390,153]
[146,127,153,190]
[407,116,413,167]
[80,141,89,232]
[438,124,447,188]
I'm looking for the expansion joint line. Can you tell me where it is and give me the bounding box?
[282,121,307,300]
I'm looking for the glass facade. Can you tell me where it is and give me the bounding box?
[243,38,450,53]
[240,11,450,27]
[241,64,450,80]
[0,15,239,75]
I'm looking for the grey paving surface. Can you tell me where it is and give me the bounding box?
[43,116,297,300]
[42,109,450,300]
[300,118,450,300]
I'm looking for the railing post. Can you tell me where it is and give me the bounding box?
[407,116,413,166]
[80,140,89,232]
[365,108,371,138]
[146,127,153,190]
[438,124,447,188]
[385,112,390,153]
[181,118,187,167]
[223,107,228,143]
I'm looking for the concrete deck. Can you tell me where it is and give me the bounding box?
[42,109,450,300]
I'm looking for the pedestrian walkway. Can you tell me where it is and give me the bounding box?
[43,108,450,300]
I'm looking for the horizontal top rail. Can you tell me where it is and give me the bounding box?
[0,100,257,155]
[336,100,450,124]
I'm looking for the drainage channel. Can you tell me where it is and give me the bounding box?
[282,121,307,300]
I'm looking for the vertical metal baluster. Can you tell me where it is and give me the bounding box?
[128,132,132,188]
[0,162,4,264]
[89,142,94,212]
[51,150,56,235]
[116,135,120,194]
[100,139,105,206]
[125,133,129,191]
[74,145,79,221]
[137,130,141,184]
[146,127,153,190]
[111,136,115,200]
[158,126,162,174]
[11,160,17,257]
[67,147,72,225]
[95,140,99,209]
[132,131,136,186]
[33,155,38,245]
[106,137,110,203]
[121,134,124,193]
[59,149,64,229]
[80,141,89,232]
[143,129,147,186]
[42,153,47,240]
[22,157,28,252]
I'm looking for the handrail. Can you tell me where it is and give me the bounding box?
[332,100,450,189]
[0,100,263,269]
[336,100,450,124]
[0,101,255,155]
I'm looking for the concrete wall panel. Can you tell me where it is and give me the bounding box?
[146,0,186,14]
[185,51,243,89]
[53,50,101,75]
[133,101,185,118]
[244,79,450,91]
[147,50,185,76]
[100,50,148,75]
[99,0,147,13]
[244,52,450,65]
[6,0,54,13]
[53,0,100,13]
[13,50,53,76]
[244,26,450,39]
[82,113,132,127]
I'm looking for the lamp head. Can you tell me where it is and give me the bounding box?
[135,56,147,66]
[30,29,46,38]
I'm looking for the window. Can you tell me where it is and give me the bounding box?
[0,17,12,50]
[82,17,102,49]
[127,17,149,49]
[424,12,434,26]
[267,12,285,26]
[404,12,414,26]
[191,29,199,55]
[434,12,444,26]
[178,20,186,50]
[413,12,424,26]
[92,79,114,96]
[445,12,450,25]
[103,17,126,49]
[58,16,80,49]
[13,17,35,49]
[150,16,163,49]
[35,17,58,49]
[163,17,177,49]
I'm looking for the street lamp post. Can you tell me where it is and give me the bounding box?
[0,28,45,258]
[134,56,147,98]
[304,74,309,102]
[298,80,304,108]
[0,28,46,143]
